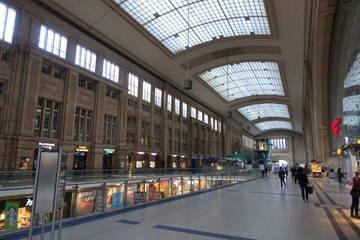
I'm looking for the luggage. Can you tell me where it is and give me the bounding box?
[306,185,313,194]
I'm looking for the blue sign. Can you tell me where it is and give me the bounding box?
[112,192,124,209]
[259,159,264,164]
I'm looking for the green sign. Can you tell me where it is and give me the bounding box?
[104,148,115,154]
[4,201,20,231]
[225,153,254,158]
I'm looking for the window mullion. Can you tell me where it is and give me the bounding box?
[48,101,55,138]
[76,108,81,141]
[39,102,47,137]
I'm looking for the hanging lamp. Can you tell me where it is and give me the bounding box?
[184,0,192,90]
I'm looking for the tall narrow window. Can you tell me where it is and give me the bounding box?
[38,25,67,58]
[102,59,119,82]
[197,110,203,121]
[75,44,96,72]
[167,94,172,111]
[0,82,3,95]
[34,98,43,136]
[128,72,139,97]
[42,100,51,137]
[210,117,214,129]
[103,115,117,145]
[182,102,187,118]
[191,107,196,118]
[204,114,208,124]
[0,3,16,44]
[34,98,60,138]
[142,80,151,102]
[74,108,92,142]
[154,87,162,107]
[175,98,180,115]
[214,119,218,131]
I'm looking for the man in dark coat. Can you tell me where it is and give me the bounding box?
[295,167,310,201]
[278,167,286,187]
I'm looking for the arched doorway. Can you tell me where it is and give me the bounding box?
[126,153,136,170]
[233,140,241,154]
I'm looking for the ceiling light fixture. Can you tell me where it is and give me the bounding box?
[184,0,192,90]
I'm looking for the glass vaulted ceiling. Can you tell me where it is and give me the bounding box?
[114,0,270,54]
[255,121,292,131]
[238,103,290,121]
[199,62,284,102]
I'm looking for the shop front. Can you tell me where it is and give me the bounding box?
[149,152,158,168]
[103,148,115,170]
[32,142,56,170]
[180,155,186,168]
[73,146,88,170]
[168,154,181,168]
[135,152,148,168]
[125,154,134,170]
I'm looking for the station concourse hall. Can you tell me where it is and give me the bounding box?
[1,0,360,240]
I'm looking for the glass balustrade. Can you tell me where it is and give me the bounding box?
[0,169,261,235]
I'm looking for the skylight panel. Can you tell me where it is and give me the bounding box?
[199,61,284,102]
[238,103,290,121]
[344,52,360,88]
[116,0,270,54]
[255,121,292,131]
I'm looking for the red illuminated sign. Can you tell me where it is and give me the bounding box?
[332,116,339,137]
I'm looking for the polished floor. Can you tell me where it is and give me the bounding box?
[10,174,360,240]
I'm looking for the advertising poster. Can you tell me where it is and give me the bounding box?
[148,184,157,201]
[111,187,124,209]
[106,187,113,210]
[134,192,146,204]
[17,207,31,229]
[260,164,264,170]
[161,182,170,198]
[95,189,104,212]
[19,157,29,170]
[126,184,137,205]
[76,190,95,215]
[4,201,20,231]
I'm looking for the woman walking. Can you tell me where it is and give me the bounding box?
[296,167,310,202]
[350,172,360,218]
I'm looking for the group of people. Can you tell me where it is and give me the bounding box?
[278,166,311,201]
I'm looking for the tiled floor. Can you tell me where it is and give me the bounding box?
[9,174,360,240]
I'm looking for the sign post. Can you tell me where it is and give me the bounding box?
[28,148,67,240]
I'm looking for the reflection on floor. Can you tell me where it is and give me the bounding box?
[9,174,360,240]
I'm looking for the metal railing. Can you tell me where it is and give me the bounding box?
[0,167,246,187]
[0,169,261,238]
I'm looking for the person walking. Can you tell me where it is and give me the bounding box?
[290,167,295,180]
[296,167,310,202]
[350,172,360,218]
[285,167,289,179]
[337,168,342,183]
[278,167,286,187]
[264,167,268,177]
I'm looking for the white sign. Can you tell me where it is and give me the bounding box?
[39,142,55,150]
